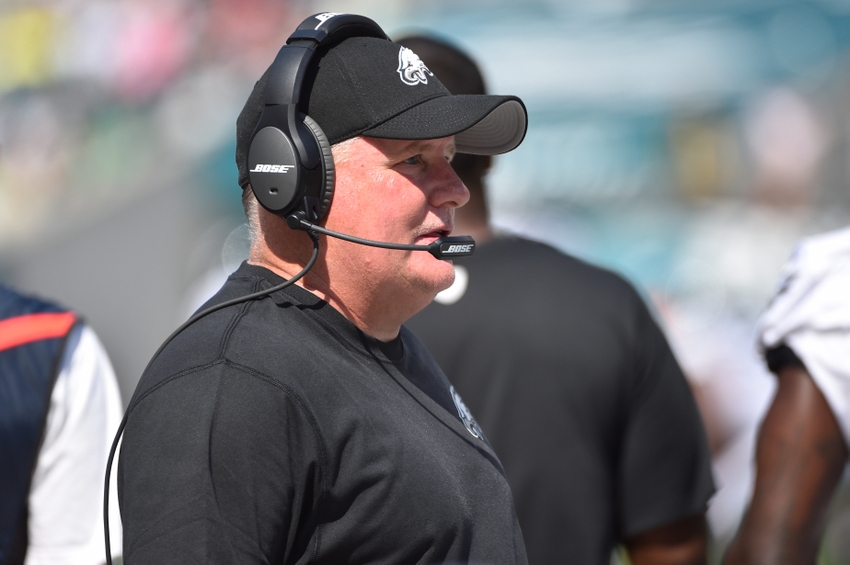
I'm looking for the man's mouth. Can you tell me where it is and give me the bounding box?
[416,228,451,244]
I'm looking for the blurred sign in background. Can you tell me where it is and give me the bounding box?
[2,0,850,561]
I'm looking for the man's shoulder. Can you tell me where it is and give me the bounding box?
[131,278,304,400]
[130,265,363,413]
[479,235,641,300]
[781,226,850,282]
[0,284,72,320]
[485,234,619,271]
[796,225,850,256]
[759,226,850,349]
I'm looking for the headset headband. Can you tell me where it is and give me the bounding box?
[264,14,389,108]
[247,14,388,221]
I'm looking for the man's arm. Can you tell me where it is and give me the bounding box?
[617,289,715,565]
[26,324,123,565]
[626,513,708,565]
[723,365,848,565]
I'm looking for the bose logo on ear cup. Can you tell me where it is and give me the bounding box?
[250,164,295,173]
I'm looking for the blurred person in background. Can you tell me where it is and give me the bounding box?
[723,226,850,565]
[658,300,776,558]
[401,34,715,565]
[0,281,123,565]
[117,13,530,565]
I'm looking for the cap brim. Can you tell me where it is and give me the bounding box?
[361,94,527,155]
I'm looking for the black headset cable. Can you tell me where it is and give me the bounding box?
[103,230,320,565]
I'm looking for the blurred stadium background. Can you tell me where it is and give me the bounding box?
[2,0,850,562]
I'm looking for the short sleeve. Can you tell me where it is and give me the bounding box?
[118,365,324,565]
[618,301,715,537]
[757,227,850,443]
[26,324,123,565]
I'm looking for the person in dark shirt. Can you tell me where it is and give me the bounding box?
[400,34,715,565]
[117,13,530,565]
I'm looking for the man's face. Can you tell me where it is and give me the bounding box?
[322,135,469,305]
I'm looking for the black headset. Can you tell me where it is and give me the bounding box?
[246,12,475,260]
[247,13,388,224]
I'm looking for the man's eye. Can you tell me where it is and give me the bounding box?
[403,155,420,165]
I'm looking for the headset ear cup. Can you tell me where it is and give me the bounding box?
[303,115,334,222]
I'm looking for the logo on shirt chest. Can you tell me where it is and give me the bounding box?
[450,386,484,439]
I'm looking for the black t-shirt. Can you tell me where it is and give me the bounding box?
[118,262,527,565]
[407,237,715,565]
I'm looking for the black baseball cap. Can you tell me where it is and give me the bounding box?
[236,34,527,190]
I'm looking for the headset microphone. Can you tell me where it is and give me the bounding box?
[286,211,475,259]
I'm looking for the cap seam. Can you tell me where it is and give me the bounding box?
[322,47,372,143]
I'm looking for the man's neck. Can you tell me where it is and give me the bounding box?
[249,241,425,343]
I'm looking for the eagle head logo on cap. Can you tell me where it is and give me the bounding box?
[397,47,434,86]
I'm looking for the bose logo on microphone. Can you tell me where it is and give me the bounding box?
[445,244,474,254]
[250,164,295,173]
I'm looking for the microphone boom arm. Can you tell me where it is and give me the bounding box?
[286,213,475,259]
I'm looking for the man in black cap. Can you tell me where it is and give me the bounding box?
[401,34,715,565]
[117,13,528,565]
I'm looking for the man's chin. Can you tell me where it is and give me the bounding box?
[402,253,456,299]
[428,263,457,295]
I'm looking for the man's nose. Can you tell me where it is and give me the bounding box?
[431,158,470,209]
